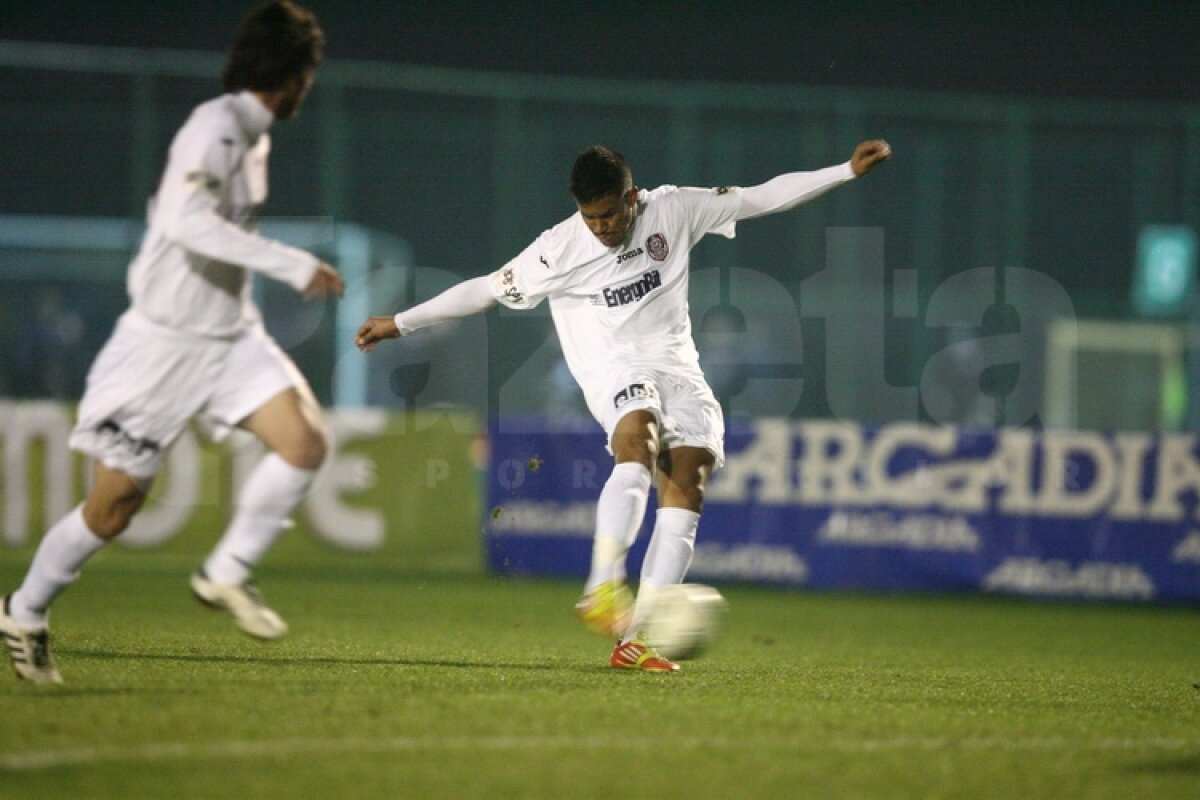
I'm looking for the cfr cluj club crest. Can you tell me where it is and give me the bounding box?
[646,233,669,261]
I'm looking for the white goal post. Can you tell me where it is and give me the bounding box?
[1044,318,1187,431]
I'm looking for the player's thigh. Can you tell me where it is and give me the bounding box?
[238,387,327,469]
[657,372,725,469]
[203,325,327,468]
[610,409,660,466]
[596,373,666,465]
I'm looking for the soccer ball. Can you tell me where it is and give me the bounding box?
[644,583,727,660]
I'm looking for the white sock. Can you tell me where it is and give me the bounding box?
[624,507,700,642]
[9,505,106,629]
[583,462,652,593]
[203,453,315,585]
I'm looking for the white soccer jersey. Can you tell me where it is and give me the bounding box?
[490,185,742,411]
[126,91,318,338]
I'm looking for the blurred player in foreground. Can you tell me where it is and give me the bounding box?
[1,1,342,684]
[357,139,890,672]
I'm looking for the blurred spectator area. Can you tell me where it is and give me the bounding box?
[1,40,1197,429]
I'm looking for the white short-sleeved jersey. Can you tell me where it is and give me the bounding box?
[127,91,318,339]
[490,185,742,413]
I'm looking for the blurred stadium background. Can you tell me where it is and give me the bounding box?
[2,1,1198,415]
[2,1,1200,588]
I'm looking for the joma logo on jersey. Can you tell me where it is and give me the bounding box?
[613,382,658,409]
[616,247,644,264]
[602,270,662,308]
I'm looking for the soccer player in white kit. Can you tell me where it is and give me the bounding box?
[0,1,343,684]
[357,139,891,671]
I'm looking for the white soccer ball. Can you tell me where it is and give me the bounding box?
[644,583,728,660]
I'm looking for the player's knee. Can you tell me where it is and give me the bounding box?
[611,411,659,467]
[82,497,143,539]
[611,428,658,467]
[277,426,328,470]
[612,436,656,470]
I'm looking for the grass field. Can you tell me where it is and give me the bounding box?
[1,548,1198,799]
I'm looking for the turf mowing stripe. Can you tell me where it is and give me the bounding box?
[2,735,1196,771]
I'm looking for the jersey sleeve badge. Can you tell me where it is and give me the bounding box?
[491,265,527,306]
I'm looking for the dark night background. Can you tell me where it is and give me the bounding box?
[2,1,1197,101]
[2,1,1198,424]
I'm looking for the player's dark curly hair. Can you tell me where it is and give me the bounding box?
[570,146,633,203]
[222,1,324,92]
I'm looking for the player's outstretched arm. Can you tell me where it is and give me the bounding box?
[736,138,891,221]
[355,275,497,353]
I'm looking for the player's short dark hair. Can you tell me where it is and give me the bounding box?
[222,1,324,92]
[570,146,632,203]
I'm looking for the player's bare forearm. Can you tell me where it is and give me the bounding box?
[851,139,891,176]
[355,316,401,352]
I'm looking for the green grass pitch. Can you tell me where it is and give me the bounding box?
[2,548,1198,799]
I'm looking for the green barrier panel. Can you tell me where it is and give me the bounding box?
[0,403,484,574]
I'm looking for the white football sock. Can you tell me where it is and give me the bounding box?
[583,462,652,593]
[624,507,700,642]
[203,453,315,585]
[9,505,106,630]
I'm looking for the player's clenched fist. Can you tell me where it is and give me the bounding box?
[356,315,402,352]
[850,139,892,176]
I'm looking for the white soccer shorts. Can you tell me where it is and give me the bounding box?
[592,368,725,468]
[69,309,306,478]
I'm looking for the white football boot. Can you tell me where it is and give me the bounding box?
[1,594,63,684]
[190,571,288,640]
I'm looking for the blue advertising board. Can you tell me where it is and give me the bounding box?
[486,418,1200,604]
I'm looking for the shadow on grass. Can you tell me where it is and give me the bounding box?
[1119,753,1200,775]
[61,647,601,674]
[3,686,200,699]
